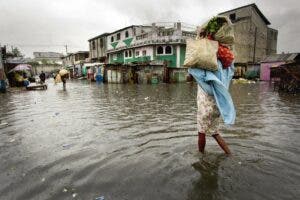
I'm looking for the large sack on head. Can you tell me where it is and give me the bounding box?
[183,37,218,71]
[55,74,62,83]
[214,16,235,45]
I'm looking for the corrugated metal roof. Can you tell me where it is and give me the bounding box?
[261,53,299,63]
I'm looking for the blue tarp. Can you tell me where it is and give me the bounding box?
[188,60,236,125]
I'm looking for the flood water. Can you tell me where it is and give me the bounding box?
[0,80,299,200]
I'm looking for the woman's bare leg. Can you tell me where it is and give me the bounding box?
[198,132,206,153]
[212,134,231,155]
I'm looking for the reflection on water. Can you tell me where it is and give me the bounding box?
[0,80,299,200]
[189,154,226,200]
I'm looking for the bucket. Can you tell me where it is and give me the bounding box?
[151,76,158,84]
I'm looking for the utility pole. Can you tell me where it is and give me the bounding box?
[253,27,257,63]
[65,45,68,55]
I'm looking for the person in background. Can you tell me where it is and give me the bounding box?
[61,74,67,90]
[39,71,46,83]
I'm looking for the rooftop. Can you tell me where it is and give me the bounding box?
[88,33,110,42]
[261,53,300,63]
[219,3,271,25]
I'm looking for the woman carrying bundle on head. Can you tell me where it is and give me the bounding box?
[184,16,236,155]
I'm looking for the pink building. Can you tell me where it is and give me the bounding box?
[260,53,300,81]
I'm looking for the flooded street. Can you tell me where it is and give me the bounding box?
[0,80,300,200]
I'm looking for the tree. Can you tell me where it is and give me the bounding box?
[11,47,23,57]
[41,59,48,65]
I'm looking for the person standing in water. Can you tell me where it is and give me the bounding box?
[61,74,67,90]
[194,79,232,155]
[39,71,46,83]
[188,16,236,155]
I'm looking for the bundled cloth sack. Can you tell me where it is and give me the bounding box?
[214,16,235,45]
[55,74,62,83]
[184,37,219,71]
[184,15,235,70]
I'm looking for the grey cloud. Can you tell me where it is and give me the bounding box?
[0,0,299,56]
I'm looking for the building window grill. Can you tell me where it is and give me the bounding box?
[165,46,172,54]
[157,46,164,54]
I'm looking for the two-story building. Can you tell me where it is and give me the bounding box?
[33,52,64,65]
[106,23,196,68]
[88,23,196,83]
[88,33,109,63]
[219,3,278,77]
[62,51,89,77]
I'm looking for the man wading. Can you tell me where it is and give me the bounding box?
[185,16,236,155]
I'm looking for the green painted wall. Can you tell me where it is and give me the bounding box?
[109,44,184,67]
[155,54,177,68]
[110,52,124,64]
[180,45,186,66]
[111,42,118,49]
[124,56,151,63]
[123,38,133,47]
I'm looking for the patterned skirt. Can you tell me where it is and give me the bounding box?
[197,85,220,136]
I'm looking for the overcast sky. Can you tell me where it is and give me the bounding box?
[0,0,299,57]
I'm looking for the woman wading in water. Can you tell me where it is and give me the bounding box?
[187,16,236,155]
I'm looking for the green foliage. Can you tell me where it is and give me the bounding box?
[27,61,40,66]
[11,47,23,57]
[41,59,48,65]
[204,17,227,35]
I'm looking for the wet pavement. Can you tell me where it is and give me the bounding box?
[0,80,299,200]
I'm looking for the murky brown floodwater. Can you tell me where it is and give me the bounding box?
[0,80,299,200]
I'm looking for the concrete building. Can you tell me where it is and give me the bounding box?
[105,23,196,68]
[260,53,300,81]
[33,52,64,65]
[88,23,196,83]
[88,33,109,62]
[219,3,278,64]
[62,51,89,66]
[62,51,89,78]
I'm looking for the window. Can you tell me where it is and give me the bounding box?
[92,41,96,50]
[165,46,172,54]
[229,13,236,22]
[135,51,139,57]
[125,31,129,38]
[125,50,133,58]
[157,46,163,54]
[117,33,121,40]
[111,36,114,42]
[113,54,117,60]
[100,38,103,48]
[142,50,146,56]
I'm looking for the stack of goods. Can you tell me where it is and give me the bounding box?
[184,16,235,70]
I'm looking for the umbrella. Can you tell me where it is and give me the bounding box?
[59,69,69,76]
[9,64,32,73]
